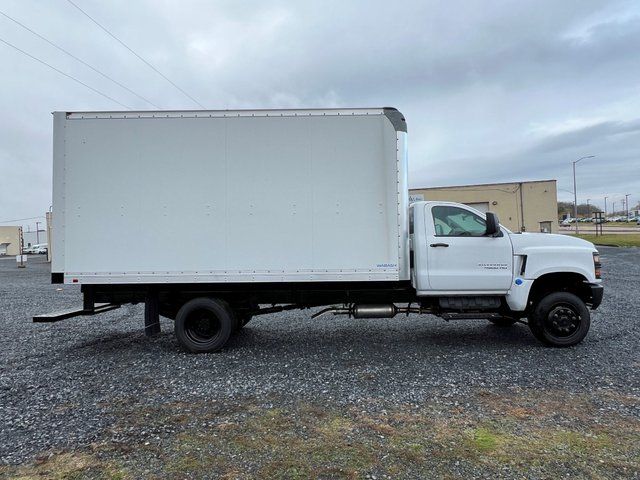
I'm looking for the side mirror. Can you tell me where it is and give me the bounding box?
[485,212,501,237]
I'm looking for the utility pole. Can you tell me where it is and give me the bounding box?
[35,221,41,244]
[625,194,630,221]
[572,155,595,233]
[586,199,591,218]
[612,201,616,216]
[604,196,608,218]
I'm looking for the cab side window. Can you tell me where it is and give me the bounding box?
[432,206,486,237]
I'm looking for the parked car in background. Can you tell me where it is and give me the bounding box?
[36,244,48,255]
[23,245,36,254]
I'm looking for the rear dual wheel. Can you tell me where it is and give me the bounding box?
[175,298,235,353]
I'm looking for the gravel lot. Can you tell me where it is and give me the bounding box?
[1,248,639,478]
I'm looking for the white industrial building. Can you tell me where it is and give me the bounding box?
[22,227,48,248]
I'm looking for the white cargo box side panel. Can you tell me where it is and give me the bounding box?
[53,109,408,284]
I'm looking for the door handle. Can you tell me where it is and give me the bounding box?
[430,243,449,247]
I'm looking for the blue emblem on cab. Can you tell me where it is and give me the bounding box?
[515,278,523,286]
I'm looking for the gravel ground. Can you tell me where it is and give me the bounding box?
[1,248,639,478]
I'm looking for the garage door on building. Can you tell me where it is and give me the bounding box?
[464,202,490,213]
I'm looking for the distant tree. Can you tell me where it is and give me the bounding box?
[557,202,602,217]
[557,202,573,216]
[577,203,602,216]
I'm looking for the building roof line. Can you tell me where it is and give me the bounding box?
[411,179,556,191]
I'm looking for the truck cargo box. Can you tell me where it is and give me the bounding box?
[52,108,409,284]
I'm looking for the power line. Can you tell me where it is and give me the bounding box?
[66,0,205,108]
[0,36,133,109]
[0,216,46,224]
[0,9,161,109]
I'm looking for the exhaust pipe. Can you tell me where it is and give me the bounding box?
[312,303,422,319]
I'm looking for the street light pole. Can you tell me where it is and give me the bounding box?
[604,196,608,218]
[625,194,630,221]
[572,162,578,231]
[35,221,41,244]
[586,199,591,219]
[572,155,595,233]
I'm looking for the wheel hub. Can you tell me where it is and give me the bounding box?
[547,305,580,336]
[185,309,221,342]
[194,316,214,336]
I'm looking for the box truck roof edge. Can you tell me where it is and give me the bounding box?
[59,106,406,132]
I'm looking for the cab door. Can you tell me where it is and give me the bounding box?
[425,204,513,292]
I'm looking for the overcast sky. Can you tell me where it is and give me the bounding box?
[1,0,639,230]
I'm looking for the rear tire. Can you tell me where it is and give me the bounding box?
[175,298,234,353]
[528,292,590,347]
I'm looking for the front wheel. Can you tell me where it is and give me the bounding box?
[528,292,590,347]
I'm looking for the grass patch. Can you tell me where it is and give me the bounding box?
[7,390,640,479]
[572,233,640,247]
[0,452,128,480]
[469,427,502,452]
[602,222,640,228]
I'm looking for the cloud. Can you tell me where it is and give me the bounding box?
[1,0,639,227]
[529,119,640,154]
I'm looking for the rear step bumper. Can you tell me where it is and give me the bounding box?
[33,303,120,322]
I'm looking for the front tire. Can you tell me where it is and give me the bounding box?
[175,298,234,353]
[528,292,590,347]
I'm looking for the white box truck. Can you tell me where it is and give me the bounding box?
[36,108,603,352]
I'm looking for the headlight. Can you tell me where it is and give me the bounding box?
[593,252,601,279]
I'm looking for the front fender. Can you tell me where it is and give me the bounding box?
[505,250,597,312]
[521,247,597,283]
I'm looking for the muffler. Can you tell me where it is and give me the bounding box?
[311,303,422,319]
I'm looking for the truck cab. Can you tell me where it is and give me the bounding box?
[410,201,603,346]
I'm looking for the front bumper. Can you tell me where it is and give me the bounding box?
[588,283,604,309]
